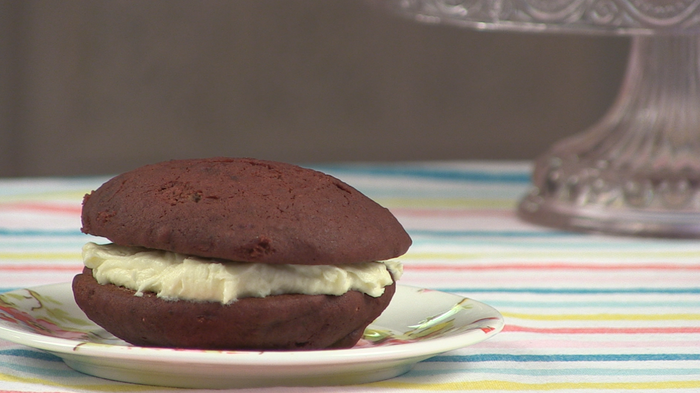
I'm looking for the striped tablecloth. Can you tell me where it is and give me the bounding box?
[1,161,700,392]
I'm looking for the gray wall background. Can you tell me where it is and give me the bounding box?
[0,0,630,177]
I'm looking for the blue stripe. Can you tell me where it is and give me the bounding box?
[0,227,578,240]
[424,354,700,363]
[1,361,78,377]
[312,166,531,184]
[0,228,84,237]
[409,230,573,238]
[408,367,700,377]
[0,349,62,362]
[439,287,700,294]
[484,299,700,308]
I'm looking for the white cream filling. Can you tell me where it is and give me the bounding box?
[82,242,403,304]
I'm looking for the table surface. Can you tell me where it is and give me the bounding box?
[1,161,699,392]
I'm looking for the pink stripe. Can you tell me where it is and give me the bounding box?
[405,263,700,271]
[0,391,71,393]
[0,265,82,272]
[9,263,700,272]
[505,325,700,334]
[478,339,700,349]
[0,391,73,393]
[0,202,81,215]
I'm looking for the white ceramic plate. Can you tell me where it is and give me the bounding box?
[0,283,503,389]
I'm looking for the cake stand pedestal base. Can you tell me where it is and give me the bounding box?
[517,35,700,238]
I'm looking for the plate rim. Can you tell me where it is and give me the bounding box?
[0,282,504,367]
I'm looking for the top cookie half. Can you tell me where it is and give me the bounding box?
[81,158,412,265]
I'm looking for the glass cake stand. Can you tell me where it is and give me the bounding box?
[377,0,700,238]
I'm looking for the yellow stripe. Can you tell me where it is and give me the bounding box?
[0,190,88,203]
[376,198,516,209]
[0,252,81,260]
[370,379,700,390]
[0,372,169,392]
[3,371,699,392]
[502,311,700,321]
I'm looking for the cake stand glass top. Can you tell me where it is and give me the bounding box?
[386,0,700,35]
[382,0,700,238]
